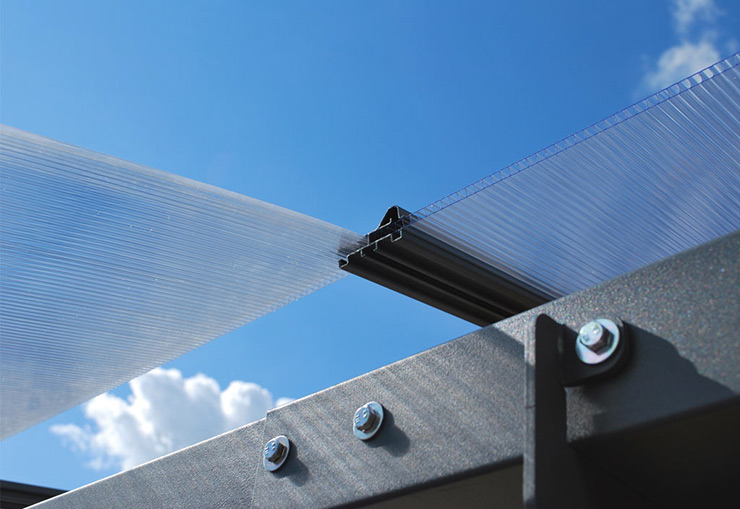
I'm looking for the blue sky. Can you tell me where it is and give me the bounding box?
[1,0,739,491]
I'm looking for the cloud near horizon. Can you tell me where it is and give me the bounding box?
[52,368,292,471]
[640,0,733,94]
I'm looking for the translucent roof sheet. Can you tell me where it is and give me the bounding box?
[0,126,364,439]
[404,53,740,298]
[4,54,740,440]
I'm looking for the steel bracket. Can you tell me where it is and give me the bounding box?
[524,314,652,508]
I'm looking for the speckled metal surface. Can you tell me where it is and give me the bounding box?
[250,327,524,508]
[32,419,265,508]
[30,232,739,508]
[495,231,740,442]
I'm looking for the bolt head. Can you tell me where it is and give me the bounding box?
[354,405,377,432]
[264,438,285,463]
[578,321,612,353]
[353,401,384,440]
[575,318,622,366]
[263,435,290,472]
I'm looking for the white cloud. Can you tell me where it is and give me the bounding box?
[51,368,291,471]
[639,0,726,94]
[641,38,720,92]
[672,0,718,36]
[275,397,294,407]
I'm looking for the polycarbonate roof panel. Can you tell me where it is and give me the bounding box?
[406,53,740,298]
[0,126,364,439]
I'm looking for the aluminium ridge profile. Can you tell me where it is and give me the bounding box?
[339,206,550,326]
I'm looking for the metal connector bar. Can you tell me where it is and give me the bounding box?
[339,206,550,326]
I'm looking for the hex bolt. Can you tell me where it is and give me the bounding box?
[354,405,377,432]
[264,439,285,463]
[575,318,621,365]
[353,401,384,440]
[578,321,612,353]
[263,435,290,472]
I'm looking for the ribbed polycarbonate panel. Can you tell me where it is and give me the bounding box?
[0,126,364,439]
[406,53,740,298]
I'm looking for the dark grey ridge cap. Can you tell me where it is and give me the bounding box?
[339,218,551,326]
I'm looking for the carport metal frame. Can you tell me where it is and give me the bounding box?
[33,232,740,508]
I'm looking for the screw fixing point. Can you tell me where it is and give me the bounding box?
[263,435,290,472]
[578,321,612,352]
[353,401,384,440]
[354,405,377,432]
[575,318,621,365]
[264,439,284,462]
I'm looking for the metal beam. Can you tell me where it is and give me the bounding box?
[33,232,740,508]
